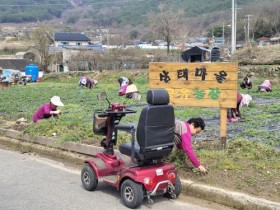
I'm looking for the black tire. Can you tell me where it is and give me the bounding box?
[121,179,144,209]
[81,163,98,191]
[17,80,25,85]
[164,177,182,199]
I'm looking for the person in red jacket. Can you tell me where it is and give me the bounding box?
[227,92,243,122]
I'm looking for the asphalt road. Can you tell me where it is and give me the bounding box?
[0,147,234,210]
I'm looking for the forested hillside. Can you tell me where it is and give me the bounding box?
[0,0,70,23]
[0,0,275,25]
[86,0,257,27]
[1,0,280,41]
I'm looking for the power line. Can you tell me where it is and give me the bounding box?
[245,14,253,46]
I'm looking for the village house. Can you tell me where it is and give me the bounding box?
[0,59,36,72]
[49,32,102,72]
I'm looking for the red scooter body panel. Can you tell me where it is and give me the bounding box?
[118,162,177,191]
[85,152,125,178]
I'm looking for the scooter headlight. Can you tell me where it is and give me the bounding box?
[168,172,176,183]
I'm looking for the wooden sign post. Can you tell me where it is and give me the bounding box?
[149,62,238,148]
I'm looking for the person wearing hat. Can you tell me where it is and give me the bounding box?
[79,76,88,88]
[173,117,208,174]
[33,96,64,123]
[118,76,129,87]
[125,79,139,98]
[118,77,129,96]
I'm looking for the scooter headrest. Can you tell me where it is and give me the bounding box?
[147,89,170,105]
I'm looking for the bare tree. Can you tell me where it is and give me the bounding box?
[263,2,280,36]
[148,3,184,54]
[67,50,102,71]
[30,24,54,73]
[174,25,193,61]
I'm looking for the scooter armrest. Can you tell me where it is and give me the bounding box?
[114,125,135,132]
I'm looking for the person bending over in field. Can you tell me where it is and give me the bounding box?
[258,80,272,92]
[33,96,64,123]
[240,74,253,90]
[79,76,97,89]
[173,117,208,174]
[227,92,243,122]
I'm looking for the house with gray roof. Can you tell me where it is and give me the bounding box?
[54,32,91,47]
[0,59,38,72]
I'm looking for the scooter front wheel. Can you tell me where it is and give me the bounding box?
[81,163,98,191]
[121,179,144,209]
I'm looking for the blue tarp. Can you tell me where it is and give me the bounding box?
[0,69,22,83]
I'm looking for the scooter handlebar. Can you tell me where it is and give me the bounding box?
[100,108,136,115]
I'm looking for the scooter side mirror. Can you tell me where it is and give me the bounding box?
[97,92,111,108]
[97,92,107,100]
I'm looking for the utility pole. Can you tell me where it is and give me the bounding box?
[222,22,225,46]
[107,29,110,53]
[245,14,253,46]
[231,0,235,54]
[231,0,241,54]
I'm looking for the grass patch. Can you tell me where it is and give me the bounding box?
[0,70,280,202]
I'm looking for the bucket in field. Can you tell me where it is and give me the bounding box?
[25,64,39,82]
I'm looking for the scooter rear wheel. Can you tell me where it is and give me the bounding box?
[81,163,98,191]
[121,179,144,209]
[164,177,182,198]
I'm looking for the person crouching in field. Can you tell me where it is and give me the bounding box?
[240,94,252,107]
[240,74,253,90]
[86,78,98,89]
[33,96,64,123]
[79,76,98,89]
[227,92,243,122]
[118,76,129,96]
[173,117,208,174]
[258,80,272,92]
[125,79,139,98]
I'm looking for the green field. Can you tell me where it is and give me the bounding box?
[0,70,279,147]
[0,70,280,201]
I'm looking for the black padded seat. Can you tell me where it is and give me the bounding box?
[119,89,175,164]
[119,142,141,160]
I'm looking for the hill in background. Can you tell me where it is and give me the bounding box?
[0,0,278,36]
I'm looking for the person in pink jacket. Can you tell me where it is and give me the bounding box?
[258,80,272,92]
[33,96,64,123]
[174,117,208,174]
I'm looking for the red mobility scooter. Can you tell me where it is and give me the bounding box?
[81,89,181,208]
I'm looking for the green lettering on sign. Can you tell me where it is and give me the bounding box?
[208,88,221,100]
[194,88,205,100]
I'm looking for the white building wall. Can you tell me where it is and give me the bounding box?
[54,41,89,47]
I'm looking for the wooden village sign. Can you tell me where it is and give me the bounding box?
[149,62,238,147]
